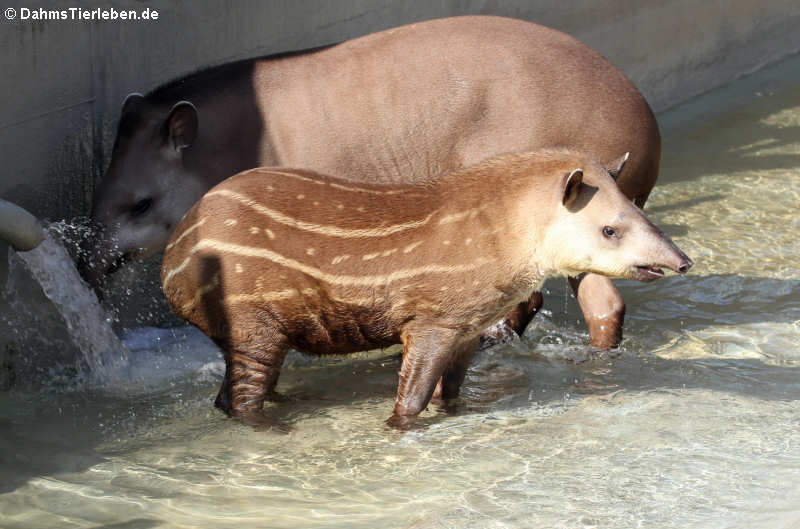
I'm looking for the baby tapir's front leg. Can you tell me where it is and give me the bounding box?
[388,324,476,429]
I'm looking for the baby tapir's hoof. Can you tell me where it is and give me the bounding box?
[237,411,293,434]
[386,413,421,431]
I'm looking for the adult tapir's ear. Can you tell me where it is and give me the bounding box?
[163,101,198,153]
[608,152,630,181]
[121,93,145,116]
[562,168,583,207]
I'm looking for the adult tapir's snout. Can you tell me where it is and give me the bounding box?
[77,221,126,294]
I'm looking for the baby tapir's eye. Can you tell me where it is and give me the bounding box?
[131,198,153,217]
[602,226,617,238]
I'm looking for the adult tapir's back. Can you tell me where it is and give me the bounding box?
[85,15,659,286]
[265,16,659,191]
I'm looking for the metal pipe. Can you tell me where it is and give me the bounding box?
[0,198,46,251]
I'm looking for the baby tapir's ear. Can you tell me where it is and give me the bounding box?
[562,168,583,207]
[163,101,198,153]
[607,151,631,181]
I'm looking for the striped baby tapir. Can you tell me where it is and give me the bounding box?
[161,149,692,429]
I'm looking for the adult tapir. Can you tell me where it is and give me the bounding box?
[82,15,661,348]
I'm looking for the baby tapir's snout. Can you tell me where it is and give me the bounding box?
[634,221,693,281]
[547,162,693,284]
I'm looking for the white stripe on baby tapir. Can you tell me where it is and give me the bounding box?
[331,254,350,265]
[266,169,326,186]
[207,189,438,238]
[403,241,423,253]
[327,180,407,195]
[362,248,398,260]
[221,288,299,307]
[165,239,494,289]
[179,273,220,313]
[224,219,237,227]
[166,217,207,250]
[437,206,486,225]
[162,255,193,289]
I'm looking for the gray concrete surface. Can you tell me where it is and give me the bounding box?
[2,0,800,222]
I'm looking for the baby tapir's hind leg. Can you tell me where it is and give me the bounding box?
[480,292,544,346]
[388,326,465,429]
[433,337,480,401]
[214,319,289,430]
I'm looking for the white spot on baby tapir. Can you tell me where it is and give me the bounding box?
[363,252,380,261]
[306,248,316,256]
[465,238,473,246]
[313,201,320,206]
[265,229,276,239]
[403,241,423,254]
[302,288,316,296]
[443,240,451,246]
[332,254,350,265]
[224,219,238,227]
[250,226,260,234]
[235,263,244,273]
[267,185,274,192]
[337,203,345,210]
[381,249,397,257]
[297,194,305,200]
[357,206,366,212]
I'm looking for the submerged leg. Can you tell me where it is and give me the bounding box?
[214,326,289,431]
[432,337,480,401]
[479,292,544,346]
[569,273,625,349]
[387,326,464,429]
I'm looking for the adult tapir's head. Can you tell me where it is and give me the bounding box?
[537,151,692,282]
[80,93,207,289]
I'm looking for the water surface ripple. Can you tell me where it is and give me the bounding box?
[2,56,800,528]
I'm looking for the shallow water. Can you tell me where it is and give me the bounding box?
[2,55,800,528]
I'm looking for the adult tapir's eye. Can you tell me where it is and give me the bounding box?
[131,198,153,217]
[602,226,617,238]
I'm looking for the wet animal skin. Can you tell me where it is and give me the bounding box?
[162,149,691,429]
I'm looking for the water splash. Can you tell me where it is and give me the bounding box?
[5,228,129,384]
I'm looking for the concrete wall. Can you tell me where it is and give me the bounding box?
[2,0,800,224]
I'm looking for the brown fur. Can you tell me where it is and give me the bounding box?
[86,16,661,349]
[161,149,691,429]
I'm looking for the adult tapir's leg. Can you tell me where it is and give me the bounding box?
[569,273,625,349]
